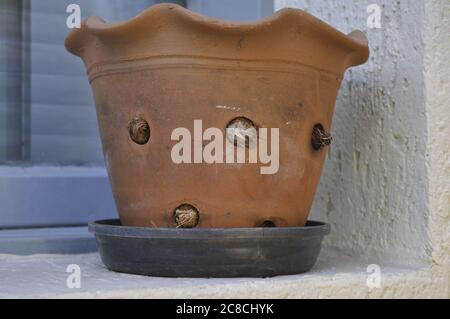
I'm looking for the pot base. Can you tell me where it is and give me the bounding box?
[89,219,330,278]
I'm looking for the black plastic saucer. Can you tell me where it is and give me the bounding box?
[89,219,330,278]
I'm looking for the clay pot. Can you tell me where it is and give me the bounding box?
[65,4,369,228]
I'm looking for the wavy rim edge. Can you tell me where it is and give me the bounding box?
[65,3,369,66]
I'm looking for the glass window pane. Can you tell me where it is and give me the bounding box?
[0,0,184,165]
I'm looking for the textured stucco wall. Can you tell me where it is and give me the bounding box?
[275,0,448,267]
[424,0,450,272]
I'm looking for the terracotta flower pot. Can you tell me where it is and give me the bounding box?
[65,4,369,228]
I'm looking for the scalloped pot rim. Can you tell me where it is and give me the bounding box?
[65,3,369,76]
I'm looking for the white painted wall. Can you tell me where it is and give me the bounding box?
[423,0,450,269]
[275,0,449,267]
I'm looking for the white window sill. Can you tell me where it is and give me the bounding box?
[0,248,446,298]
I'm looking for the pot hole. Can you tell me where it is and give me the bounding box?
[173,204,200,228]
[259,220,276,227]
[311,123,332,151]
[129,117,150,145]
[226,117,258,148]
